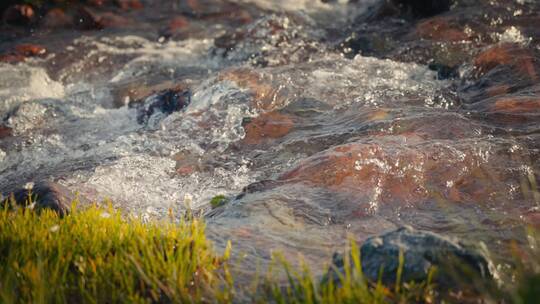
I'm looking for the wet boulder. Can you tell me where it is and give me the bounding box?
[279,134,519,209]
[474,44,537,79]
[2,181,78,217]
[463,96,540,131]
[461,44,539,105]
[478,96,540,114]
[327,226,493,287]
[131,88,191,124]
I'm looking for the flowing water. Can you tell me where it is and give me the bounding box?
[1,0,539,275]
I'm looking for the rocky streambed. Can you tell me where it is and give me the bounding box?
[1,0,539,295]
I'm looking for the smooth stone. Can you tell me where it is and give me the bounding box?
[326,226,493,287]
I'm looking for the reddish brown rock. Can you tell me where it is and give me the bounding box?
[115,0,143,10]
[98,12,131,28]
[243,112,294,145]
[0,53,25,64]
[169,16,189,32]
[485,85,511,98]
[492,97,540,114]
[0,125,12,139]
[468,96,540,124]
[416,17,469,42]
[0,44,46,64]
[14,44,46,57]
[2,4,35,26]
[219,68,288,111]
[474,44,538,81]
[279,134,509,208]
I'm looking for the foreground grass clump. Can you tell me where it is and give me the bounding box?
[2,202,538,303]
[0,204,435,304]
[0,205,438,304]
[0,206,233,303]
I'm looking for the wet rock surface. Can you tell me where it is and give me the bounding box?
[327,226,493,286]
[0,0,539,288]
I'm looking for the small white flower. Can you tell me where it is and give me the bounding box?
[23,182,35,190]
[50,225,60,233]
[100,212,111,219]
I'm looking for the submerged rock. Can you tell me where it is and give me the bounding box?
[3,181,79,217]
[242,111,294,145]
[473,44,537,78]
[328,226,493,286]
[279,134,519,209]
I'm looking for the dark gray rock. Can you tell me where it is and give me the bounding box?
[363,0,452,21]
[393,0,452,18]
[2,181,78,217]
[327,226,493,287]
[132,89,191,125]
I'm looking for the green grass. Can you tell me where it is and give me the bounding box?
[0,202,538,303]
[0,205,233,303]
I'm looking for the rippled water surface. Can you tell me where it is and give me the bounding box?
[1,0,539,274]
